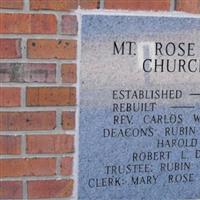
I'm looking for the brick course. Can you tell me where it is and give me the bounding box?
[61,15,78,35]
[0,181,23,199]
[60,157,73,176]
[105,0,170,10]
[27,135,74,154]
[0,0,23,9]
[0,87,21,107]
[26,87,76,106]
[0,39,21,59]
[28,179,73,198]
[61,64,77,83]
[80,0,100,9]
[30,0,78,11]
[0,136,21,155]
[0,14,57,34]
[176,0,200,13]
[27,39,77,59]
[0,112,56,131]
[0,63,56,83]
[0,158,56,177]
[62,111,76,130]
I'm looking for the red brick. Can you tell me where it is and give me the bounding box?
[62,112,75,130]
[62,64,77,83]
[0,112,56,131]
[28,179,73,199]
[0,158,56,177]
[0,0,23,9]
[0,87,20,107]
[0,63,56,83]
[61,15,78,35]
[0,14,56,34]
[176,0,200,13]
[27,135,74,154]
[0,181,22,199]
[30,0,78,11]
[27,87,76,106]
[105,0,170,10]
[0,136,21,155]
[27,39,77,59]
[79,0,100,9]
[61,157,73,176]
[0,39,21,59]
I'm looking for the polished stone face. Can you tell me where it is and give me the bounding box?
[79,14,200,200]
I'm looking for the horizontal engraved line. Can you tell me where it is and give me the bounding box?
[190,93,200,96]
[170,106,195,109]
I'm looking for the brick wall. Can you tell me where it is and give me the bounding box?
[0,0,199,199]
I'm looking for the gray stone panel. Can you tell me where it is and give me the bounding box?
[79,15,200,200]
